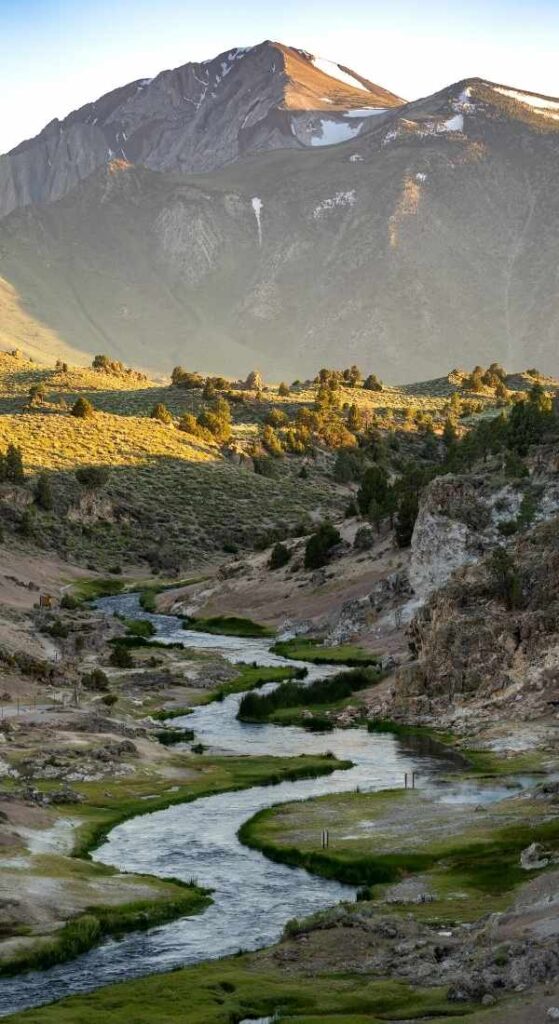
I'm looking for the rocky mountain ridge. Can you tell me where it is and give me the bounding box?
[0,41,403,220]
[1,55,559,380]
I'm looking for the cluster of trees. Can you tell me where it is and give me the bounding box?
[463,362,508,397]
[151,396,233,444]
[313,366,383,392]
[92,354,146,380]
[171,366,230,392]
[446,382,556,468]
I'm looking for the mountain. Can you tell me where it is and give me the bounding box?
[1,62,559,380]
[0,41,403,220]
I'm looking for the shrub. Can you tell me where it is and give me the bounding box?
[71,397,95,419]
[177,413,200,435]
[265,409,288,428]
[34,473,53,511]
[357,465,389,515]
[197,398,232,443]
[61,594,80,610]
[488,546,522,610]
[82,669,110,692]
[304,523,341,570]
[150,403,173,425]
[261,425,283,456]
[75,466,110,489]
[363,374,383,392]
[5,444,24,483]
[347,404,363,433]
[353,526,374,551]
[102,693,118,707]
[498,520,518,537]
[278,382,290,397]
[269,542,291,570]
[109,645,134,668]
[238,666,380,722]
[245,370,263,390]
[18,508,34,537]
[394,491,419,548]
[171,367,204,389]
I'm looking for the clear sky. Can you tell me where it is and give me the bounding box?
[1,0,558,154]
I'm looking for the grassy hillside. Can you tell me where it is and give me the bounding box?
[0,349,553,572]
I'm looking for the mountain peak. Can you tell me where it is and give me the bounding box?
[0,41,404,219]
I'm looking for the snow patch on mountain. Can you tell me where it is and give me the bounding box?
[313,191,356,219]
[251,197,263,246]
[438,114,464,132]
[345,107,387,118]
[383,113,464,145]
[310,118,362,146]
[494,86,559,111]
[311,57,368,92]
[494,85,559,119]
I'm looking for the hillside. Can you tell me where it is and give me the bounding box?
[1,77,559,379]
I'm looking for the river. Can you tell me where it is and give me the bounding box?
[0,595,468,1016]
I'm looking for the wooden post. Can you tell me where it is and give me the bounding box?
[404,772,408,789]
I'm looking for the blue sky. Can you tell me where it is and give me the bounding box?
[1,0,558,153]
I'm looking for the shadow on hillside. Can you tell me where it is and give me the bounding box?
[10,450,336,571]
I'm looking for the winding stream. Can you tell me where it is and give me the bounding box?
[0,596,469,1016]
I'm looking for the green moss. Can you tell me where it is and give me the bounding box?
[124,619,156,638]
[0,887,210,977]
[272,638,379,665]
[2,958,469,1023]
[238,667,382,723]
[203,662,308,703]
[70,578,128,602]
[184,615,275,638]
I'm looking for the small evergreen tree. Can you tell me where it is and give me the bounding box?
[75,466,110,489]
[304,523,341,570]
[488,547,522,610]
[150,403,172,424]
[357,465,389,515]
[5,444,24,483]
[35,473,53,511]
[269,542,291,570]
[71,397,95,419]
[178,413,199,435]
[394,491,419,548]
[363,374,383,392]
[347,403,363,433]
[110,645,134,668]
[246,370,263,390]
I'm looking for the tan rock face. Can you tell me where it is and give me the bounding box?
[395,513,559,723]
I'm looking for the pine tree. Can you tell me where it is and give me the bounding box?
[71,397,95,419]
[150,403,173,424]
[5,444,24,483]
[35,473,53,511]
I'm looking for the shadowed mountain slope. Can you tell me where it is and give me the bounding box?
[1,74,559,380]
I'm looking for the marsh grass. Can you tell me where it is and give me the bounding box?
[184,615,275,638]
[238,666,382,723]
[272,638,379,665]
